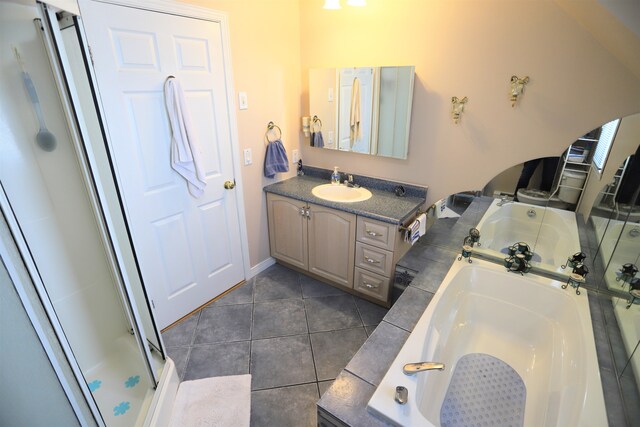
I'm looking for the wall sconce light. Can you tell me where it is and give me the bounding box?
[509,75,530,107]
[302,116,310,137]
[451,96,468,124]
[323,0,341,9]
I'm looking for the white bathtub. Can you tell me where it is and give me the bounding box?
[368,258,606,427]
[474,199,580,275]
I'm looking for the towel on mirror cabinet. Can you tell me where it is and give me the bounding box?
[264,139,289,178]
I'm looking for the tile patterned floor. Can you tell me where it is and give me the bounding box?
[162,263,388,427]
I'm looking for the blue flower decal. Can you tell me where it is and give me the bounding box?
[113,401,130,416]
[88,380,102,392]
[124,375,140,388]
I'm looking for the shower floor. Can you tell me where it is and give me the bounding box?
[85,335,160,427]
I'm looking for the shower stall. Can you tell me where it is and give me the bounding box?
[0,1,178,425]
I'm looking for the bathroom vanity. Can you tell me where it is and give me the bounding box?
[264,169,427,305]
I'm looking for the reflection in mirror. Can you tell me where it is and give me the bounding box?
[308,66,414,159]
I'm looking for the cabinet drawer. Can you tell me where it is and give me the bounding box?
[355,242,394,277]
[356,217,396,251]
[354,267,391,302]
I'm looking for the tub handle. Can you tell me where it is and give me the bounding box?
[403,362,445,375]
[364,256,381,264]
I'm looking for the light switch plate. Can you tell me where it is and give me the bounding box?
[238,92,248,110]
[243,148,252,165]
[292,149,300,164]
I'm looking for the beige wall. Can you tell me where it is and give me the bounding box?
[578,114,640,218]
[300,0,640,206]
[180,0,640,270]
[180,0,302,270]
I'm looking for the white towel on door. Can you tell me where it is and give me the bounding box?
[164,77,207,198]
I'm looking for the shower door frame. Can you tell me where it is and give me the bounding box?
[36,0,163,383]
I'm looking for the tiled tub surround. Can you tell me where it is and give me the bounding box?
[263,166,427,225]
[369,258,606,427]
[319,196,638,426]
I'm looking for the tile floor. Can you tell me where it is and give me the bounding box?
[161,263,389,427]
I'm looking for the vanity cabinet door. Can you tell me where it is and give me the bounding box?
[267,193,308,270]
[307,203,356,288]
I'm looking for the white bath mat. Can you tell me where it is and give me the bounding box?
[440,353,526,427]
[169,374,251,427]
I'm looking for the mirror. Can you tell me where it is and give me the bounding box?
[308,66,415,159]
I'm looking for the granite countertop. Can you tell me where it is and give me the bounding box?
[264,175,426,225]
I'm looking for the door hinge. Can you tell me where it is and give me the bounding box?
[151,299,156,309]
[88,45,94,66]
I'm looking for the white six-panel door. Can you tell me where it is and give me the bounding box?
[79,0,244,328]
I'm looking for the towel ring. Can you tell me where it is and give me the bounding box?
[265,121,282,144]
[312,115,322,132]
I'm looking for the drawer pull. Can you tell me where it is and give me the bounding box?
[363,282,378,289]
[299,207,306,216]
[364,256,381,264]
[366,230,382,237]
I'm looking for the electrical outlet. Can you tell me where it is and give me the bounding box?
[243,148,252,165]
[292,149,300,164]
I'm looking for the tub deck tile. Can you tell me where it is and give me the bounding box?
[317,371,394,427]
[384,286,434,333]
[344,321,409,387]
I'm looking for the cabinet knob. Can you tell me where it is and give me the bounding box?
[364,257,380,264]
[299,207,306,216]
[224,180,236,189]
[366,230,381,237]
[363,282,378,289]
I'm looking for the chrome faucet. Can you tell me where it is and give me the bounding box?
[496,196,514,206]
[403,362,445,375]
[344,174,360,188]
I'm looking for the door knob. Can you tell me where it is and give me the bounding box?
[224,180,236,189]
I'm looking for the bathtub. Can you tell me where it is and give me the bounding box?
[474,199,580,275]
[368,258,606,427]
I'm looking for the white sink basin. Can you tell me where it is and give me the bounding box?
[312,183,372,203]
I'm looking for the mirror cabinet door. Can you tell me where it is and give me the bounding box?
[308,66,414,159]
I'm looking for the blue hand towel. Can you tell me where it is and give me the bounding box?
[264,139,289,178]
[313,131,324,148]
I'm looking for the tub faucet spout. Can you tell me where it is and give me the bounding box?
[403,362,445,375]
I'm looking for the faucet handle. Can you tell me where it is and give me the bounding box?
[403,362,445,375]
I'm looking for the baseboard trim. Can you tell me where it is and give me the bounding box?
[248,257,276,279]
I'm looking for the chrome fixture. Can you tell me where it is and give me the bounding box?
[458,228,481,263]
[451,96,468,124]
[617,263,638,287]
[394,386,408,405]
[297,159,304,176]
[403,362,445,375]
[561,252,587,269]
[626,278,640,309]
[562,263,589,295]
[629,228,640,238]
[509,75,530,107]
[504,242,532,275]
[496,196,514,206]
[344,174,359,188]
[527,209,536,218]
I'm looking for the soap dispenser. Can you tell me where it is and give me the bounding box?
[331,166,341,185]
